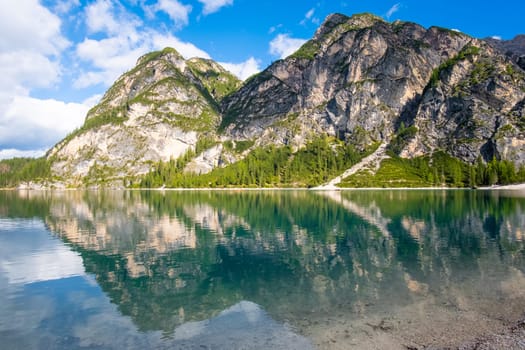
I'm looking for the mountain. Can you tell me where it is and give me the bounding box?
[222,14,525,163]
[485,35,525,71]
[47,48,240,185]
[29,13,525,187]
[485,35,525,57]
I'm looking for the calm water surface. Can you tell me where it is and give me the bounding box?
[1,189,525,349]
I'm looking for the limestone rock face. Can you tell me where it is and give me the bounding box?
[48,48,240,184]
[406,44,525,164]
[184,144,224,175]
[221,15,468,147]
[485,35,525,57]
[221,14,525,164]
[485,35,525,71]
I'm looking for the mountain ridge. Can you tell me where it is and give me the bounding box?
[220,13,524,165]
[2,12,525,188]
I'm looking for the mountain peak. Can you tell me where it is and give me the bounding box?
[347,12,385,25]
[314,12,384,41]
[136,47,184,66]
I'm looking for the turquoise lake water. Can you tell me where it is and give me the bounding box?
[1,189,525,349]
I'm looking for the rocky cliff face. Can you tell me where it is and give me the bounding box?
[405,43,525,163]
[47,48,240,184]
[485,35,525,71]
[47,13,525,185]
[485,35,525,56]
[222,14,525,164]
[222,14,459,148]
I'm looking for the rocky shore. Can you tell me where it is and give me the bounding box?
[457,318,525,350]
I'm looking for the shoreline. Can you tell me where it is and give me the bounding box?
[5,183,525,191]
[457,317,525,350]
[478,183,525,190]
[303,301,525,350]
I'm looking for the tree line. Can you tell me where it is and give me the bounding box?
[140,136,525,188]
[342,150,525,188]
[1,139,524,189]
[0,157,51,188]
[140,136,370,188]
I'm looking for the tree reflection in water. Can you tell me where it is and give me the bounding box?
[2,189,525,348]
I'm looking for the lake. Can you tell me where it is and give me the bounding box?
[1,189,525,349]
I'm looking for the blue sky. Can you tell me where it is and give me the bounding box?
[0,0,524,159]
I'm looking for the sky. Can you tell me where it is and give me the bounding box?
[0,0,524,159]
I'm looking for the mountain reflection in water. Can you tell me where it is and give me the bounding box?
[1,189,525,349]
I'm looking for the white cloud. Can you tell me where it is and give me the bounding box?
[154,0,192,27]
[0,51,61,92]
[53,0,81,14]
[385,3,400,19]
[0,94,102,159]
[85,0,120,34]
[198,0,233,15]
[300,8,319,26]
[86,0,141,35]
[219,57,260,80]
[82,94,103,108]
[491,35,502,41]
[74,35,147,88]
[0,149,47,160]
[150,33,211,59]
[0,96,88,151]
[0,0,69,55]
[75,0,211,89]
[74,31,211,88]
[269,34,307,59]
[268,24,282,34]
[0,0,77,156]
[76,1,223,88]
[73,71,110,89]
[305,8,315,20]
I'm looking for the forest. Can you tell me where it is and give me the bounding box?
[140,136,369,188]
[139,136,525,188]
[0,157,51,188]
[2,136,525,189]
[341,151,525,188]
